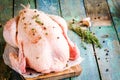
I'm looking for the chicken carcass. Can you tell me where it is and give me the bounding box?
[3,5,80,74]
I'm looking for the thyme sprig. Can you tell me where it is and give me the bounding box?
[68,20,102,49]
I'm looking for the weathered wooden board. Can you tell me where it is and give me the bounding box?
[36,0,60,15]
[0,0,13,80]
[91,26,120,80]
[84,0,112,26]
[26,65,82,80]
[60,0,86,21]
[107,0,120,42]
[60,0,100,80]
[84,0,120,80]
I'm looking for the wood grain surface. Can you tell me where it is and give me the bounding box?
[107,0,120,42]
[84,0,120,80]
[84,0,112,26]
[26,65,82,80]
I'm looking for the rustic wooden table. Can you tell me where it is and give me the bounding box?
[0,0,120,80]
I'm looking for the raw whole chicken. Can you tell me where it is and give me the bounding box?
[3,5,81,74]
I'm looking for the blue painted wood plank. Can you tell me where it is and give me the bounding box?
[90,26,120,80]
[84,0,120,79]
[60,0,86,21]
[36,0,60,15]
[60,0,100,80]
[107,0,120,42]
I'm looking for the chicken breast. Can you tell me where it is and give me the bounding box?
[3,5,80,74]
